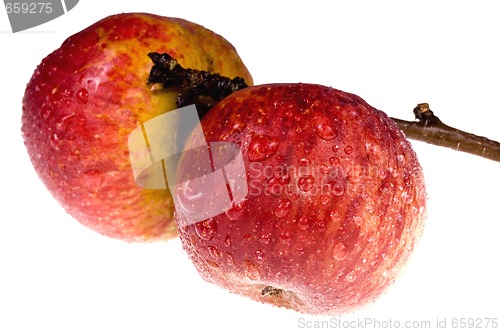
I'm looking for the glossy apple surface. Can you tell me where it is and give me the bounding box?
[176,83,426,315]
[21,13,253,241]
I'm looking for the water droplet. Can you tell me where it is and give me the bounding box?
[76,88,89,104]
[329,157,340,166]
[419,206,425,215]
[329,210,341,223]
[317,123,338,141]
[295,247,305,256]
[370,260,379,268]
[317,222,326,232]
[205,260,219,269]
[298,175,315,192]
[299,157,310,166]
[226,253,234,266]
[274,199,292,218]
[265,171,291,195]
[362,258,367,265]
[329,182,344,197]
[279,229,292,244]
[397,154,406,166]
[260,232,272,244]
[390,167,399,178]
[320,195,330,205]
[42,108,52,119]
[195,218,217,241]
[353,216,362,226]
[176,180,205,215]
[225,200,247,221]
[248,134,279,162]
[344,145,353,154]
[411,206,419,215]
[276,154,287,162]
[244,260,261,281]
[332,145,339,153]
[345,271,357,282]
[49,133,60,151]
[298,216,309,230]
[231,119,246,133]
[333,242,348,260]
[365,142,379,154]
[378,168,387,180]
[224,235,232,247]
[320,164,330,174]
[313,293,324,302]
[208,246,222,260]
[56,113,75,130]
[255,250,265,261]
[347,167,363,183]
[381,187,391,204]
[401,191,414,204]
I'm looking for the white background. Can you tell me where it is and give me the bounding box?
[1,1,499,331]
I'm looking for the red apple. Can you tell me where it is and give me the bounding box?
[21,13,253,241]
[175,83,427,315]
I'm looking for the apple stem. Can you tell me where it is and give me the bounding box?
[147,52,248,118]
[391,103,500,163]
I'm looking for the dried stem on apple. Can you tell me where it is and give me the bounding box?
[147,53,500,163]
[391,103,500,163]
[147,52,248,117]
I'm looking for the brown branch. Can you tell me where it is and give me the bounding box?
[391,103,500,163]
[147,52,248,118]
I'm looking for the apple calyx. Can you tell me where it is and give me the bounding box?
[147,52,249,117]
[261,285,283,297]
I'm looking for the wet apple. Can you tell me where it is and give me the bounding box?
[175,83,427,315]
[22,13,253,241]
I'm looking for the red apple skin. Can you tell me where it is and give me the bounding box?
[21,13,253,241]
[176,83,427,315]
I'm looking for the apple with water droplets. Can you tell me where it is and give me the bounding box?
[21,13,252,241]
[176,83,427,315]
